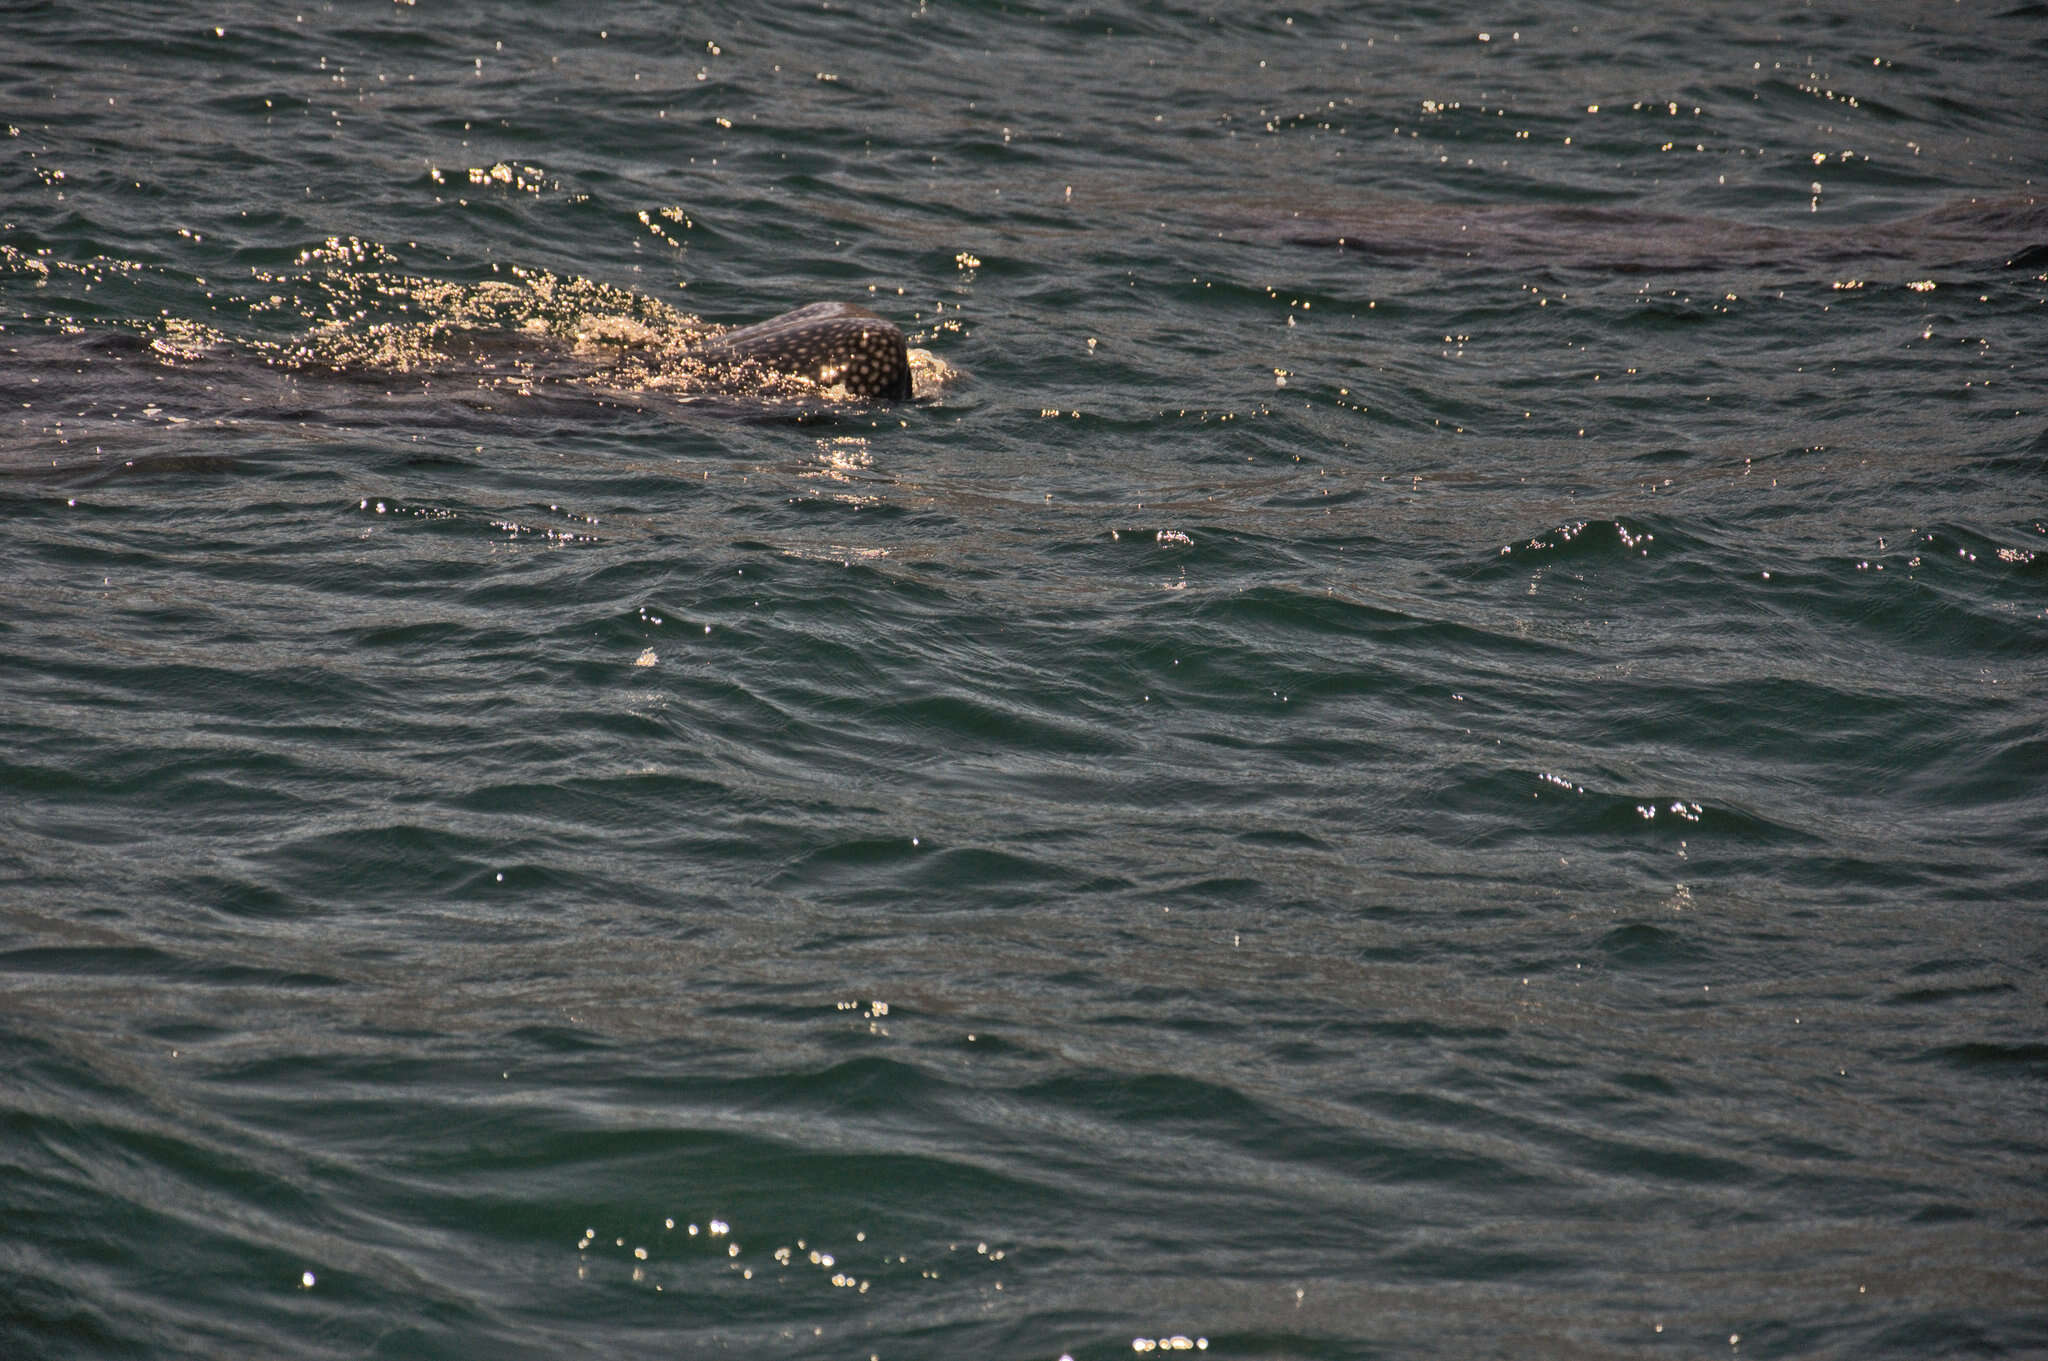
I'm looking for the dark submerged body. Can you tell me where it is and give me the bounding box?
[0,297,916,461]
[1222,194,2048,277]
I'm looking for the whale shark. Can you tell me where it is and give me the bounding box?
[694,301,914,401]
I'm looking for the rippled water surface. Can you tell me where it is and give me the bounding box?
[3,3,2045,1358]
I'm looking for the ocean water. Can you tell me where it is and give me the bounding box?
[3,2,2045,1358]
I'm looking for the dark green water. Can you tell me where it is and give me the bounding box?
[3,3,2045,1358]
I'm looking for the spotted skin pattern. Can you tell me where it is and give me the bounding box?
[696,301,913,400]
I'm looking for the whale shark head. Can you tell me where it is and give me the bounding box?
[696,301,913,400]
